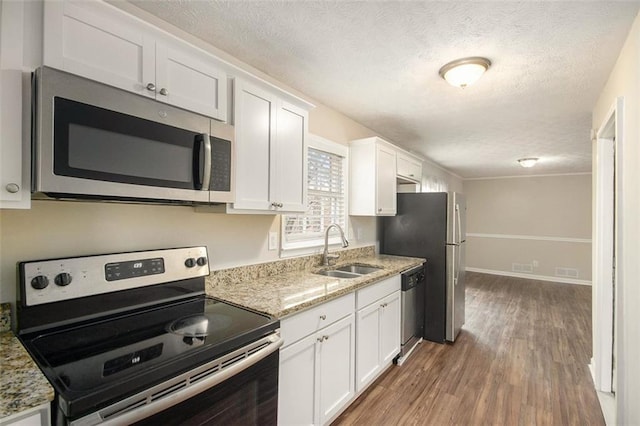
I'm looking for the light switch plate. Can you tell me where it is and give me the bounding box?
[268,232,278,251]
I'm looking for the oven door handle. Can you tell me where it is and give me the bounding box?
[88,334,283,426]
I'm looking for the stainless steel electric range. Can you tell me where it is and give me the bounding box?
[16,247,282,426]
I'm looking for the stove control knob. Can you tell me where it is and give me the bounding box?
[185,258,196,268]
[31,275,49,290]
[196,257,208,267]
[55,272,72,287]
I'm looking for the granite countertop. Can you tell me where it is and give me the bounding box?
[207,254,425,318]
[0,332,54,419]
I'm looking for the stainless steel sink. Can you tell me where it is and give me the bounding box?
[316,270,361,279]
[334,264,383,274]
[315,264,383,279]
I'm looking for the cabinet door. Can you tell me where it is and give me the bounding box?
[155,43,227,121]
[318,315,355,425]
[279,334,318,426]
[355,302,382,393]
[44,1,155,97]
[380,291,401,365]
[273,101,307,212]
[0,0,29,208]
[233,79,277,211]
[375,143,397,215]
[397,152,422,183]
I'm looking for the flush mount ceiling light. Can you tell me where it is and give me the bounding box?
[517,158,539,168]
[439,57,491,88]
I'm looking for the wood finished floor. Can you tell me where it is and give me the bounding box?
[333,272,604,426]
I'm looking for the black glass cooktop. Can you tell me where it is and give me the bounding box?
[20,296,278,418]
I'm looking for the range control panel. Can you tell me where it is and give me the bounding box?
[105,258,165,281]
[20,247,209,306]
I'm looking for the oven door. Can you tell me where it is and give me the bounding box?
[69,334,283,426]
[34,67,215,203]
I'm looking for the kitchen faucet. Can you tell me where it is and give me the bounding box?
[323,223,349,266]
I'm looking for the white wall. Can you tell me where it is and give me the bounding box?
[592,10,640,425]
[464,174,592,284]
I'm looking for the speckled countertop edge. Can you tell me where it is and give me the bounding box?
[206,254,425,319]
[0,303,11,333]
[0,332,54,419]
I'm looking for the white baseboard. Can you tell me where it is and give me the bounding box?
[466,267,592,286]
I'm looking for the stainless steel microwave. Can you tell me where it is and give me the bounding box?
[32,67,234,204]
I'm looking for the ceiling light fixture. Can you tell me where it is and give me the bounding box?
[439,57,491,88]
[517,158,539,168]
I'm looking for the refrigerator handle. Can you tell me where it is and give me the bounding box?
[455,204,463,245]
[454,203,462,284]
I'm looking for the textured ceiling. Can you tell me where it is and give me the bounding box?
[128,0,640,178]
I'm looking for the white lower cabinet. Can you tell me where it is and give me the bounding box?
[0,403,50,426]
[278,275,402,425]
[279,314,355,426]
[355,277,401,392]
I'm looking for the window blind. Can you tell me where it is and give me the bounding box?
[283,147,346,247]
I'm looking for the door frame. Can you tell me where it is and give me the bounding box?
[593,97,623,395]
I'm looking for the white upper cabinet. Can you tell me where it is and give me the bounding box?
[154,42,227,121]
[349,137,397,216]
[43,0,227,121]
[230,78,308,214]
[396,150,423,184]
[0,0,31,209]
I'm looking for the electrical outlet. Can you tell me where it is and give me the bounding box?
[268,232,278,251]
[533,260,539,268]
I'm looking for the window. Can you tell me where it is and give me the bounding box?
[282,135,348,251]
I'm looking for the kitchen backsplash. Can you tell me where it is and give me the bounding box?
[206,245,375,289]
[0,304,10,332]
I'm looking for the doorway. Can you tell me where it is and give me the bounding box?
[593,97,623,404]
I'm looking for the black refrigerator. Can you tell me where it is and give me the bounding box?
[381,192,466,343]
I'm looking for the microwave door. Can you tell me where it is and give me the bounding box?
[35,68,214,204]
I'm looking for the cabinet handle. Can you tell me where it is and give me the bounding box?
[277,202,283,208]
[378,208,382,213]
[146,83,156,92]
[317,337,324,343]
[323,335,329,341]
[381,303,388,308]
[5,183,20,193]
[159,88,169,96]
[320,315,326,320]
[271,202,284,208]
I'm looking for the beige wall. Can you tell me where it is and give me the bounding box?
[464,174,592,283]
[592,11,640,425]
